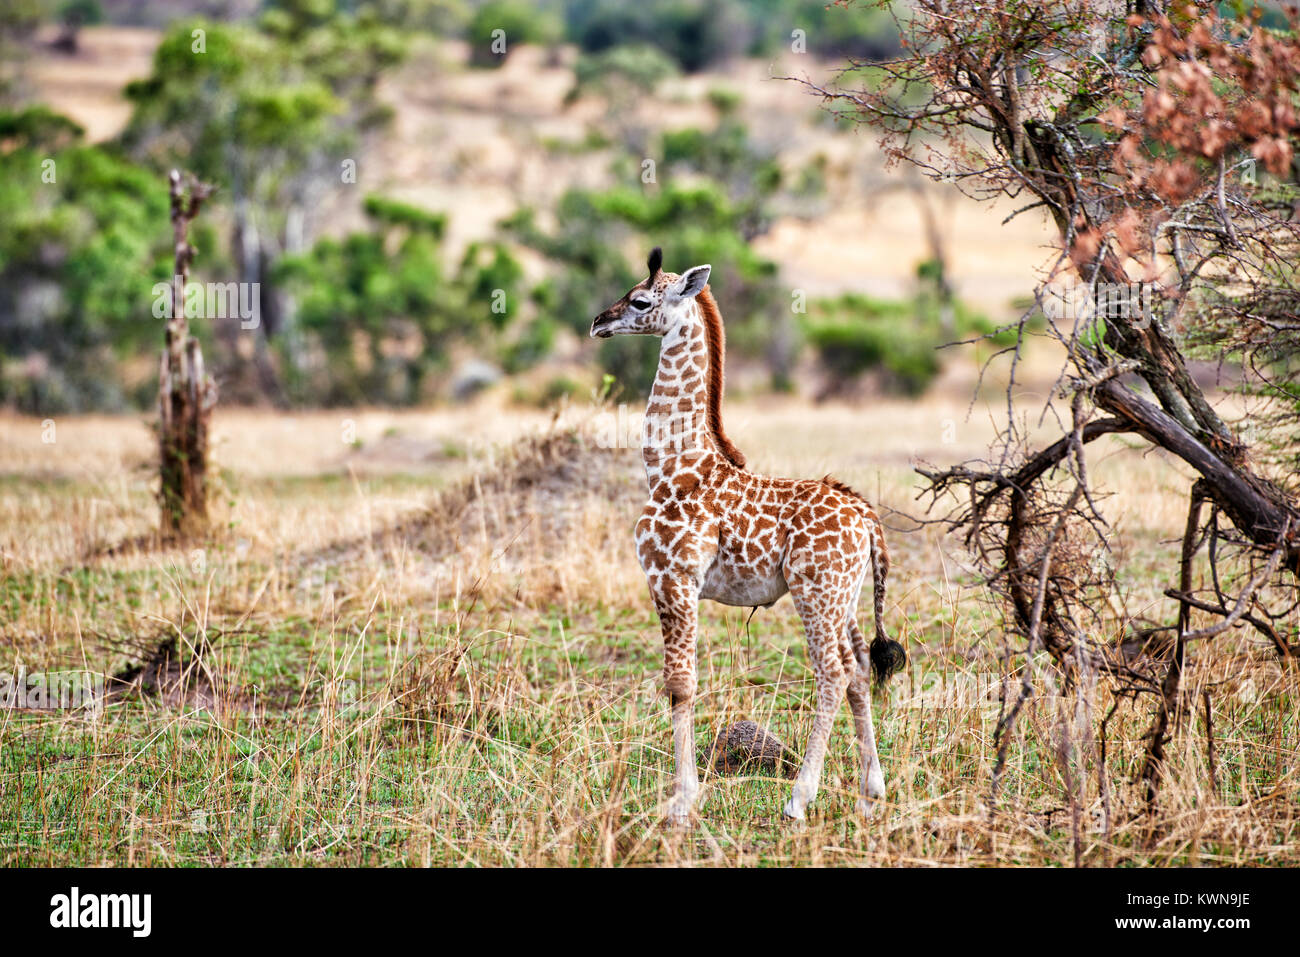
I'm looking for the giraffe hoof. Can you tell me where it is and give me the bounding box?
[781,799,806,822]
[856,797,877,820]
[664,796,696,827]
[866,776,886,803]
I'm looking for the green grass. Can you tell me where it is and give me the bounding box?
[2,449,1298,867]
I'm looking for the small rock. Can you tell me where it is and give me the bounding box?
[701,720,799,778]
[451,359,502,400]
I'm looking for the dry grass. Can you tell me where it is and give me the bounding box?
[7,20,1294,869]
[0,387,1297,867]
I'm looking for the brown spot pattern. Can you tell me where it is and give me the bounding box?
[591,253,902,822]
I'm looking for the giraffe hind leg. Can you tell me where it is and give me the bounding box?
[841,622,884,816]
[781,587,853,821]
[846,646,886,818]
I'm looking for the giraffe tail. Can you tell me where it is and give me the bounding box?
[852,527,905,689]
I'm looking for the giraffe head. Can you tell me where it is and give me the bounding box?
[589,247,711,339]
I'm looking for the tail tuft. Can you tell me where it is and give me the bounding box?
[869,637,906,689]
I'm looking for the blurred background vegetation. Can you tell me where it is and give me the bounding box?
[0,0,1019,415]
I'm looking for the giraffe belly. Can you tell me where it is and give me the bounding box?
[699,558,789,608]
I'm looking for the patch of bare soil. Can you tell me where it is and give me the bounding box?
[27,27,158,142]
[107,635,231,711]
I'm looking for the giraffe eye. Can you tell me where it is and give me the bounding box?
[631,297,652,310]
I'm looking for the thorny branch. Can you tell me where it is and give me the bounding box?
[792,0,1300,811]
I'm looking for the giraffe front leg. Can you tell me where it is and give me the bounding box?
[652,578,702,826]
[666,684,698,826]
[847,671,886,819]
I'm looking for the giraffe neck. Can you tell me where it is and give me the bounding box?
[642,301,717,484]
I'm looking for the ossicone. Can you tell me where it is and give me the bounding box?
[647,246,663,279]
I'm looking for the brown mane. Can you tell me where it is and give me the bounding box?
[822,475,873,509]
[696,286,747,469]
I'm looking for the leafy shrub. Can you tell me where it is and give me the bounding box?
[562,0,751,72]
[803,288,999,396]
[706,87,742,115]
[570,44,678,99]
[560,0,901,69]
[458,241,525,330]
[363,195,447,236]
[468,0,561,66]
[746,0,902,60]
[273,196,465,405]
[0,110,171,412]
[506,181,783,392]
[803,295,938,396]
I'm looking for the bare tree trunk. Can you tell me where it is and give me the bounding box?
[158,169,216,540]
[906,177,955,336]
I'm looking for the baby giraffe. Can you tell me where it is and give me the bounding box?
[590,248,906,823]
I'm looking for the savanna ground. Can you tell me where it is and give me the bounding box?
[2,338,1297,867]
[3,20,1296,869]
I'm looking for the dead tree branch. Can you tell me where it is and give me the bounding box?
[159,169,217,540]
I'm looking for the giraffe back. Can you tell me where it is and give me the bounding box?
[636,450,885,610]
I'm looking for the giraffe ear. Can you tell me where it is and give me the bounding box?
[673,264,711,300]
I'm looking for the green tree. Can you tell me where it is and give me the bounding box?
[507,182,780,392]
[0,0,43,105]
[53,0,103,54]
[567,44,678,152]
[468,0,561,67]
[562,0,752,72]
[0,109,171,412]
[373,0,471,32]
[802,283,999,398]
[661,119,782,240]
[745,0,901,59]
[274,196,521,405]
[121,3,406,401]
